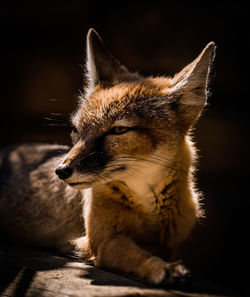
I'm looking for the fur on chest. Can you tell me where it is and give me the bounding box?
[107,181,180,237]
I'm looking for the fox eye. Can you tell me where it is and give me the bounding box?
[109,126,132,135]
[72,127,78,134]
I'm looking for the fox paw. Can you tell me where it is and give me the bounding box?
[140,257,191,288]
[162,260,191,288]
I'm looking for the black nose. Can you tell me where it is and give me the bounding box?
[55,165,73,180]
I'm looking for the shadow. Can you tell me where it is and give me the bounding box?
[0,240,242,297]
[0,241,72,297]
[79,265,147,288]
[13,268,36,297]
[0,259,37,297]
[184,279,241,297]
[0,259,23,295]
[80,263,240,296]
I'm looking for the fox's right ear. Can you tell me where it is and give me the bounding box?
[169,42,216,130]
[85,28,128,92]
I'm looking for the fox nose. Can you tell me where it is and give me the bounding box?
[55,165,73,180]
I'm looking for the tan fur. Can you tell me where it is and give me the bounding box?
[0,29,215,286]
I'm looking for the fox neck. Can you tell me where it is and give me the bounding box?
[108,139,194,213]
[108,162,181,213]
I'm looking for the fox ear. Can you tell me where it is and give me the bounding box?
[170,42,216,128]
[86,28,128,91]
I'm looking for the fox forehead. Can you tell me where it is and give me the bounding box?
[72,76,174,130]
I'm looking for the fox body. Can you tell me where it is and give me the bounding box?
[0,29,215,286]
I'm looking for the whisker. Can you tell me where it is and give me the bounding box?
[106,155,187,175]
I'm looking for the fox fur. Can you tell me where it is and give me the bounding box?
[0,29,215,286]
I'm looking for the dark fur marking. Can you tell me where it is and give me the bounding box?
[121,194,128,201]
[161,182,174,196]
[78,151,108,174]
[77,135,109,174]
[112,186,120,192]
[108,165,127,173]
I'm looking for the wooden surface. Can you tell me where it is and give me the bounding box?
[0,242,239,297]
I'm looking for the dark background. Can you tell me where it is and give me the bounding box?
[0,1,249,294]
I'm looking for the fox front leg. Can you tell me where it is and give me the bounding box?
[77,234,190,287]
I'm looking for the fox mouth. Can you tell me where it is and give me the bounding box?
[68,181,93,189]
[69,181,91,186]
[62,163,128,189]
[61,171,96,188]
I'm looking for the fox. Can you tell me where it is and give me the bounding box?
[0,28,215,287]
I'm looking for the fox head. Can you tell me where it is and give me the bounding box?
[55,29,215,191]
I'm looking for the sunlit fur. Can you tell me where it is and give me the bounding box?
[0,29,215,286]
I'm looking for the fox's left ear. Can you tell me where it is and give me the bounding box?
[85,28,130,93]
[170,42,216,129]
